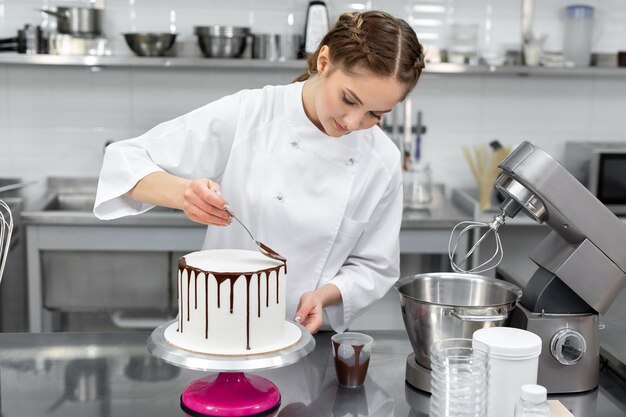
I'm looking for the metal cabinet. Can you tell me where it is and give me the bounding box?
[26,223,205,332]
[43,251,171,310]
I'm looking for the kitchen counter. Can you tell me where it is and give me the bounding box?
[22,181,469,229]
[22,179,471,332]
[0,330,624,417]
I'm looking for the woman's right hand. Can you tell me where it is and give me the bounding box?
[182,178,231,226]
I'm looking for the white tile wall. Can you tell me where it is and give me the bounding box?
[412,74,484,135]
[481,76,594,136]
[0,0,626,205]
[590,76,626,136]
[0,65,7,131]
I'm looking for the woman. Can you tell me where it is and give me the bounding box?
[94,10,425,333]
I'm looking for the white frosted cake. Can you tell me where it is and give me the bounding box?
[164,249,299,355]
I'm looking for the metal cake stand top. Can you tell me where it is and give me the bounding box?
[147,320,316,372]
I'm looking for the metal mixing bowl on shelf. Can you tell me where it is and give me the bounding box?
[194,25,250,58]
[123,33,177,57]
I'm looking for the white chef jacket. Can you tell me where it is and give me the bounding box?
[94,81,403,332]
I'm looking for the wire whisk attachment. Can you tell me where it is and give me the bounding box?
[448,211,507,274]
[0,199,13,286]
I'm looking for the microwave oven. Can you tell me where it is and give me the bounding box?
[564,141,626,216]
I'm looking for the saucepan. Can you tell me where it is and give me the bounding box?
[396,272,522,369]
[40,6,102,37]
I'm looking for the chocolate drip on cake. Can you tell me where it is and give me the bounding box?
[214,274,241,314]
[217,280,221,308]
[265,273,270,307]
[177,257,286,350]
[178,263,183,332]
[187,273,192,321]
[257,274,262,318]
[205,273,209,339]
[194,273,198,309]
[245,275,252,350]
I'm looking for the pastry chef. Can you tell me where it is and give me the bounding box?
[94,10,425,333]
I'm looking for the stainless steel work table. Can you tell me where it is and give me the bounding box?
[0,331,624,417]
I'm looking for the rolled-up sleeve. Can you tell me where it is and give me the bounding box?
[324,169,403,332]
[94,91,243,220]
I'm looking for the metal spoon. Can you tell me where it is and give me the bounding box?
[224,205,285,262]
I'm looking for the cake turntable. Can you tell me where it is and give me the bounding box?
[148,319,315,417]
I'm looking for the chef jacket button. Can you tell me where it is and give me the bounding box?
[274,194,284,202]
[346,158,356,166]
[290,141,299,149]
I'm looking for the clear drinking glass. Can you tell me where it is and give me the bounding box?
[404,162,432,209]
[430,338,489,417]
[331,332,373,388]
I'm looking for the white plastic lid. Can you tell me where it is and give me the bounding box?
[520,384,547,403]
[473,327,542,359]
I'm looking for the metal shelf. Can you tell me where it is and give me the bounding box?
[0,54,307,70]
[1,53,625,77]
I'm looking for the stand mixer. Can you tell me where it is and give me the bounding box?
[487,141,626,393]
[404,141,626,394]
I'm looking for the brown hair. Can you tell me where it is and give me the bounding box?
[294,10,425,96]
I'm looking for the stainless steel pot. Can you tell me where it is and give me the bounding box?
[396,272,522,369]
[252,34,302,61]
[41,7,102,37]
[194,26,250,58]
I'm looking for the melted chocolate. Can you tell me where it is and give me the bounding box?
[258,242,286,265]
[332,341,370,387]
[177,256,286,350]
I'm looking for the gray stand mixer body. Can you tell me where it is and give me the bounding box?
[494,141,626,393]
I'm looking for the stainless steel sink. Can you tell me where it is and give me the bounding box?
[42,193,176,213]
[23,189,193,227]
[42,193,98,211]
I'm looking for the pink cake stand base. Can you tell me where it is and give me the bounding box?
[180,372,281,417]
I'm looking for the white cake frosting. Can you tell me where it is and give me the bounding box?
[164,249,291,355]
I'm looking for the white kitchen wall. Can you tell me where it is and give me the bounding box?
[0,0,626,206]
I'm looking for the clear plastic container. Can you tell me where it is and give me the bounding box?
[429,338,489,417]
[448,23,479,64]
[563,4,594,67]
[514,384,550,417]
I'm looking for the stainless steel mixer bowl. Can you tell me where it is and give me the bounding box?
[194,26,250,58]
[123,33,177,57]
[396,272,522,369]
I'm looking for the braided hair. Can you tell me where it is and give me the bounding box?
[294,10,425,96]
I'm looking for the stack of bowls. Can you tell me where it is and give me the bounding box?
[429,338,489,417]
[194,25,250,58]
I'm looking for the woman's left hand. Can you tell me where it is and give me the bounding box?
[294,284,341,334]
[294,291,324,333]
